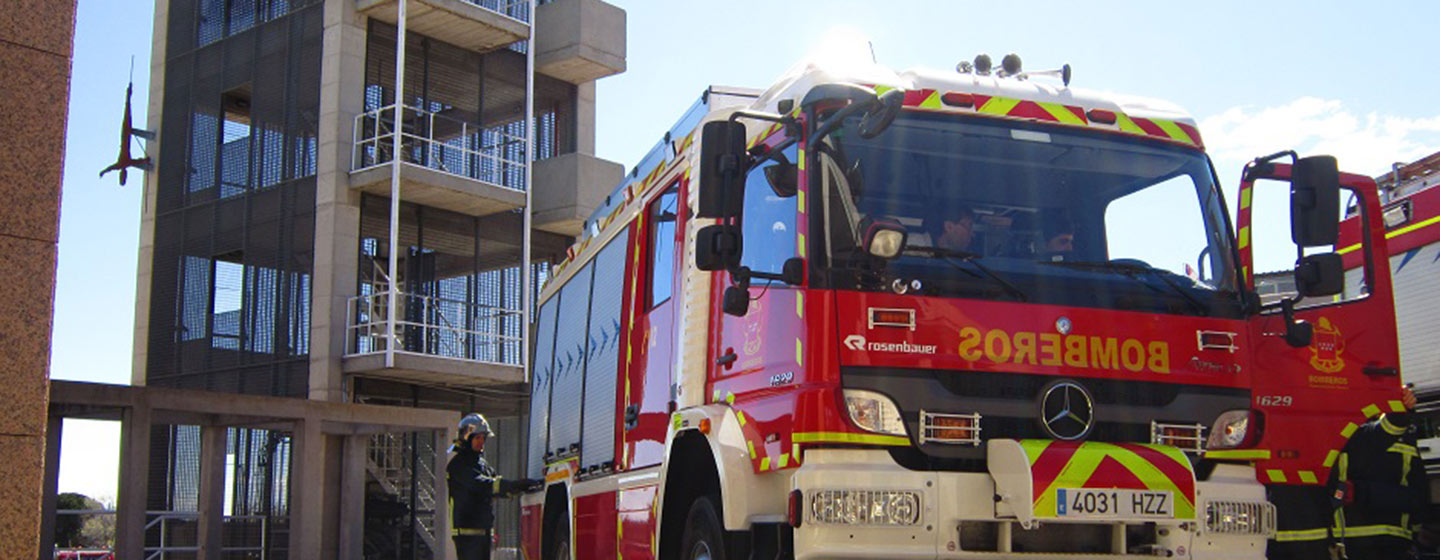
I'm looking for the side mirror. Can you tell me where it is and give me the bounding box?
[780,257,805,285]
[861,218,908,259]
[1282,299,1313,348]
[858,89,904,139]
[695,224,741,272]
[723,285,749,316]
[697,121,748,219]
[1291,155,1340,247]
[1295,252,1344,297]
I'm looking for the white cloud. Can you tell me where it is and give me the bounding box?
[1201,98,1440,180]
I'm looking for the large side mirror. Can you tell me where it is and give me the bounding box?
[1295,252,1344,298]
[697,121,748,219]
[858,89,904,139]
[1291,155,1340,247]
[695,225,741,272]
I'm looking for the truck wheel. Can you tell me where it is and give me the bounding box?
[547,515,571,560]
[680,496,727,560]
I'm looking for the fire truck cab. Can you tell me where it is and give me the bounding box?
[519,53,1403,559]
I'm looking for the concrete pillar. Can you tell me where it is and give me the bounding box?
[132,0,171,387]
[289,419,326,558]
[434,429,454,560]
[308,0,370,402]
[197,424,228,559]
[336,434,367,559]
[38,415,62,560]
[575,81,597,155]
[115,404,152,560]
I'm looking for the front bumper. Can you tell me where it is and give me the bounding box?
[790,443,1272,559]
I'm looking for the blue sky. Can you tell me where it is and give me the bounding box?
[53,0,1440,500]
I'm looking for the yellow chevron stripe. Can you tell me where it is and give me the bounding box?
[1205,449,1271,460]
[1114,112,1145,134]
[1240,188,1252,210]
[978,96,1021,116]
[1341,422,1359,438]
[1238,226,1250,249]
[1324,449,1340,468]
[1390,400,1407,412]
[919,90,943,109]
[1266,469,1288,483]
[1038,102,1085,125]
[795,338,803,366]
[1362,403,1382,418]
[1299,470,1319,484]
[795,291,804,318]
[1152,119,1195,145]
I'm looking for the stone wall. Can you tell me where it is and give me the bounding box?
[0,0,76,556]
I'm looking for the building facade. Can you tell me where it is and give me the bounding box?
[132,0,624,556]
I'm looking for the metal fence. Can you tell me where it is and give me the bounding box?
[346,291,524,364]
[352,104,529,192]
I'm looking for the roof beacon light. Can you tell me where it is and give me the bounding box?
[997,53,1022,77]
[973,54,992,75]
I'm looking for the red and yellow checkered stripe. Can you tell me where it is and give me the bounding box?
[1023,440,1197,519]
[880,86,1204,149]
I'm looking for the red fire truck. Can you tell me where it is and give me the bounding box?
[1339,151,1440,499]
[519,53,1404,559]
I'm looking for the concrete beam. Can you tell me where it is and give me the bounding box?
[50,380,456,432]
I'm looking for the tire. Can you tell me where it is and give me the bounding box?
[679,496,727,560]
[546,512,571,560]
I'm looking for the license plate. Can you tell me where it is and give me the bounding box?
[1055,488,1173,518]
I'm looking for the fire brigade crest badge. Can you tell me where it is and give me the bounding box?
[1308,317,1345,373]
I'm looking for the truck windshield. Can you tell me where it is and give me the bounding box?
[815,112,1242,318]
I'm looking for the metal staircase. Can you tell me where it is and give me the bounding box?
[366,432,439,556]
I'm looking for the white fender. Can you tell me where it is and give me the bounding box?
[657,405,792,534]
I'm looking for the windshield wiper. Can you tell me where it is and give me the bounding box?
[904,246,1029,302]
[1043,260,1209,316]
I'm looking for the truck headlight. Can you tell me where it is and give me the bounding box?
[1206,410,1252,450]
[810,490,921,526]
[844,389,908,437]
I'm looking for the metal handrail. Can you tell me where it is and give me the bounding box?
[352,103,529,192]
[345,291,523,363]
[135,511,281,560]
[460,0,531,23]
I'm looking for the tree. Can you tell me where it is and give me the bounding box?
[55,493,96,548]
[79,496,116,548]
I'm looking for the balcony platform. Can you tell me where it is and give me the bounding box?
[350,163,525,216]
[534,0,625,83]
[357,0,529,53]
[343,352,525,387]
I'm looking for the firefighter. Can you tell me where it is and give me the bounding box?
[447,413,538,560]
[1270,386,1427,560]
[929,204,977,252]
[1326,386,1427,559]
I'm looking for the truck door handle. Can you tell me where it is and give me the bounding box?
[624,404,640,431]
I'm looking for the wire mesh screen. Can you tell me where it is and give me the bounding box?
[148,0,319,397]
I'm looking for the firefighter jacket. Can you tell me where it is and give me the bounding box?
[1330,413,1428,543]
[446,447,525,533]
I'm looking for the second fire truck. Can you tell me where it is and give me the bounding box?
[519,52,1405,559]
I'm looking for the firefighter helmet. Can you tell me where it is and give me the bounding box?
[458,412,494,440]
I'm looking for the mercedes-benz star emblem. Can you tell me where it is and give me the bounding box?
[1040,381,1094,441]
